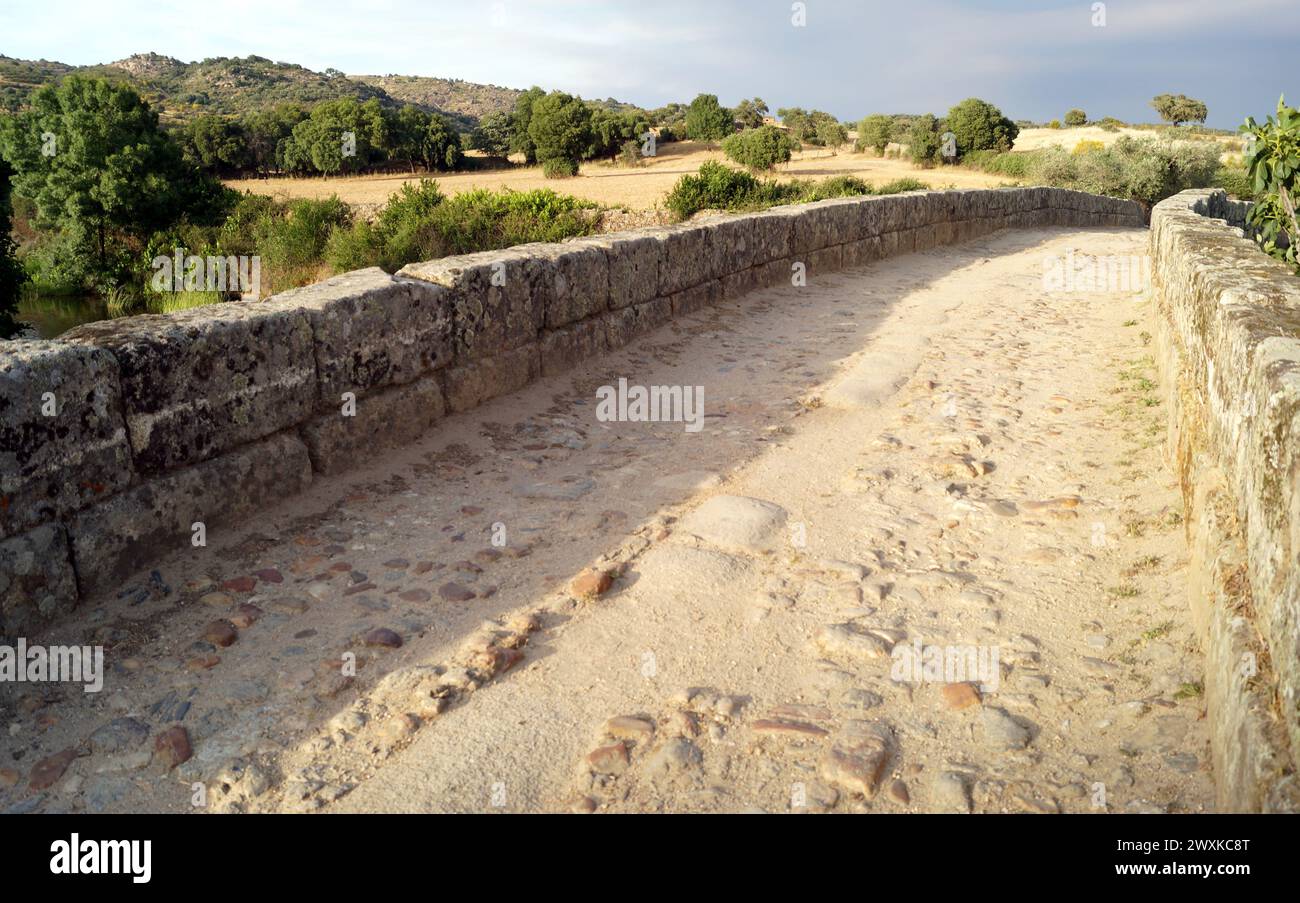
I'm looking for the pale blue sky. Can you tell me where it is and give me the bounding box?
[1,0,1295,127]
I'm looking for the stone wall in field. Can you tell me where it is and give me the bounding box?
[1,187,1143,637]
[1151,188,1300,812]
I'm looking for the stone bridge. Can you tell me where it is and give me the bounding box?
[2,187,1297,813]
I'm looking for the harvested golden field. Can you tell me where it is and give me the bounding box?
[225,140,1012,213]
[1012,125,1244,158]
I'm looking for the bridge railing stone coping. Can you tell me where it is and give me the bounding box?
[1,186,1143,636]
[1150,188,1300,811]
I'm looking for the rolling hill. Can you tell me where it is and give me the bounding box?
[0,52,523,130]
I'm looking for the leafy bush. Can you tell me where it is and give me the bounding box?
[1241,96,1299,269]
[1064,109,1087,127]
[0,159,24,337]
[1023,136,1221,207]
[1073,140,1106,155]
[664,161,929,219]
[1,76,232,291]
[665,162,768,218]
[1048,120,1062,130]
[960,136,1222,207]
[816,120,849,150]
[722,125,801,170]
[962,150,1030,178]
[906,115,944,167]
[542,158,579,179]
[326,182,599,272]
[1213,165,1254,200]
[856,114,893,155]
[257,196,352,291]
[1151,94,1208,127]
[617,140,643,168]
[684,94,734,143]
[529,91,593,175]
[946,98,1019,155]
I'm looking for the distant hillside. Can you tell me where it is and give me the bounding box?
[354,74,524,122]
[0,53,488,130]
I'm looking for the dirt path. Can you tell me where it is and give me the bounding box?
[1,226,1214,815]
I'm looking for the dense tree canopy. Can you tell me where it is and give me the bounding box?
[1151,94,1209,127]
[1,76,229,286]
[945,98,1019,156]
[0,158,23,337]
[685,94,734,143]
[722,125,801,170]
[856,114,893,154]
[528,91,593,176]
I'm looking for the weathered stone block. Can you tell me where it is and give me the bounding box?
[62,303,316,474]
[300,375,446,476]
[539,242,611,329]
[791,202,840,254]
[842,236,883,269]
[757,257,798,288]
[912,226,937,253]
[750,209,796,263]
[267,268,452,410]
[806,245,843,278]
[442,344,540,413]
[699,215,756,276]
[656,224,717,296]
[67,433,313,599]
[721,266,762,301]
[571,232,660,309]
[605,297,673,348]
[540,319,609,377]
[400,249,547,361]
[0,340,135,539]
[673,280,722,315]
[0,524,78,637]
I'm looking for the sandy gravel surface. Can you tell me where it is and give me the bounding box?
[1,225,1214,815]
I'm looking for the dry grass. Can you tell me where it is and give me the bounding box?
[226,140,1012,213]
[1013,126,1244,159]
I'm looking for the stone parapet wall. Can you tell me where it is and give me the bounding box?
[1,187,1143,636]
[1150,188,1300,812]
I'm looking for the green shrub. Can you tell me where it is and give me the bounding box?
[963,149,1033,179]
[664,162,929,219]
[684,94,735,143]
[906,115,944,167]
[1241,96,1300,269]
[856,114,893,155]
[1064,109,1088,127]
[816,120,849,150]
[946,98,1019,155]
[1213,165,1254,199]
[1048,120,1062,130]
[617,140,643,168]
[259,196,352,290]
[1023,136,1221,207]
[665,162,766,218]
[542,158,579,179]
[528,91,593,176]
[326,182,600,272]
[874,178,930,194]
[1,159,28,337]
[721,125,801,171]
[800,175,871,202]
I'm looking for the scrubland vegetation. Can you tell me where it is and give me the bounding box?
[0,51,1291,339]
